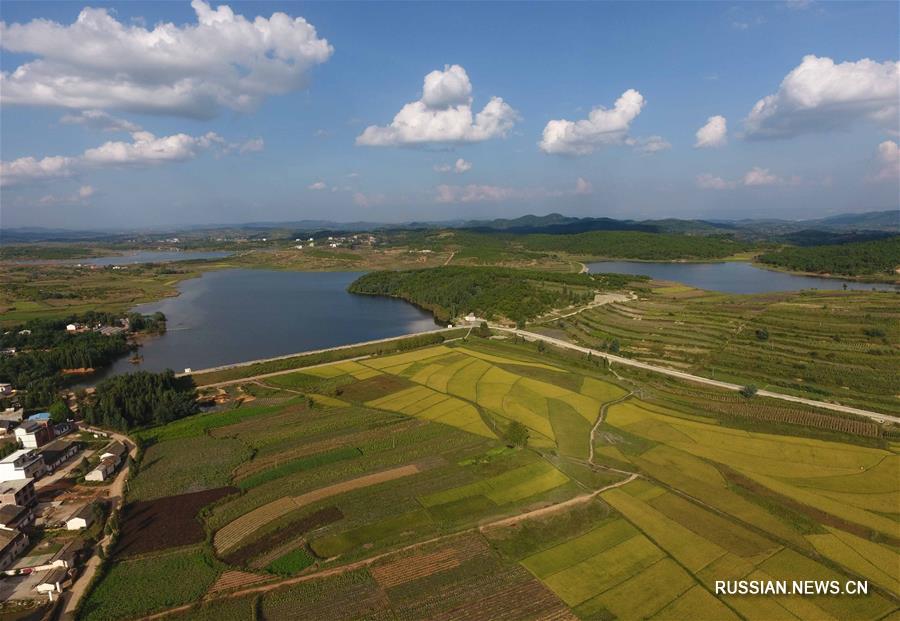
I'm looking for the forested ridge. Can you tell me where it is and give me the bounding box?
[520,231,749,260]
[348,266,643,324]
[758,236,900,277]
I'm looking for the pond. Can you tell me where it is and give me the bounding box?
[585,261,897,294]
[95,269,437,378]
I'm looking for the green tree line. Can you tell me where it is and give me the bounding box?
[757,236,900,277]
[82,370,199,431]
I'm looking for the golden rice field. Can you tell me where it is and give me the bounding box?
[87,337,899,621]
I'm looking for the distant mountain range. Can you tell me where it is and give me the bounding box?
[1,210,896,244]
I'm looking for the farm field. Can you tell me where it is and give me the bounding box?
[554,287,899,414]
[80,336,900,620]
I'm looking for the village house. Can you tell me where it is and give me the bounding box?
[85,458,116,482]
[65,504,95,531]
[0,479,36,507]
[52,538,85,569]
[15,420,53,449]
[0,528,28,570]
[0,449,45,481]
[100,441,126,467]
[0,504,34,531]
[35,566,68,601]
[39,440,80,474]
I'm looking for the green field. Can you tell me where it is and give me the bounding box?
[80,336,900,621]
[554,286,900,415]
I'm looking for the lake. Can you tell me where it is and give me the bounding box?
[97,269,437,377]
[586,260,898,294]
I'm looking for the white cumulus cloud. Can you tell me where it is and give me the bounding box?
[434,158,473,174]
[1,130,255,187]
[744,55,900,139]
[695,173,735,190]
[308,181,327,190]
[871,140,900,181]
[0,0,333,119]
[575,177,593,195]
[629,135,671,154]
[695,115,728,148]
[356,65,519,147]
[743,167,781,186]
[60,109,141,132]
[539,89,645,155]
[78,184,95,198]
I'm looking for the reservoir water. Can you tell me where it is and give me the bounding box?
[98,269,437,377]
[586,261,898,294]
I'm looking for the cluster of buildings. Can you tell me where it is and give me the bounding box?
[65,316,129,336]
[0,408,126,602]
[294,233,377,250]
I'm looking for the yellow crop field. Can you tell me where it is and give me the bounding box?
[578,558,694,620]
[652,585,741,621]
[367,385,494,438]
[420,461,569,508]
[807,528,900,595]
[579,376,628,404]
[453,347,562,370]
[601,487,726,572]
[300,364,347,378]
[422,356,477,392]
[522,519,638,578]
[542,535,666,606]
[362,345,452,369]
[445,358,491,401]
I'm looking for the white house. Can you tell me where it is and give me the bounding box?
[35,567,67,601]
[0,449,45,481]
[85,459,115,482]
[65,324,77,332]
[65,504,95,531]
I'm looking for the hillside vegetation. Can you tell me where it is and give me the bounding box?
[758,235,900,277]
[520,231,750,260]
[348,266,643,324]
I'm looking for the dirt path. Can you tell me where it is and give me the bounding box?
[588,392,634,466]
[61,430,136,620]
[444,251,456,266]
[494,326,900,425]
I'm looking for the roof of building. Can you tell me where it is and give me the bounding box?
[67,504,94,523]
[103,441,126,457]
[28,413,50,422]
[15,420,41,434]
[0,479,32,494]
[0,528,23,549]
[39,440,77,463]
[0,449,38,464]
[0,504,27,524]
[38,566,68,586]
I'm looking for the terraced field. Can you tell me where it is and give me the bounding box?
[81,336,899,621]
[556,288,899,414]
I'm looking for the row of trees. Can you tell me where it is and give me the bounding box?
[757,236,900,277]
[349,266,635,324]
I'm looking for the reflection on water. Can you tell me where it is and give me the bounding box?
[94,269,437,378]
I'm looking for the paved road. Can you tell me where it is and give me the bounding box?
[493,326,900,425]
[179,326,462,379]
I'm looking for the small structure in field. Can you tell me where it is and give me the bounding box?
[35,566,68,600]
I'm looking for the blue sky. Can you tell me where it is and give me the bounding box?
[1,0,897,229]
